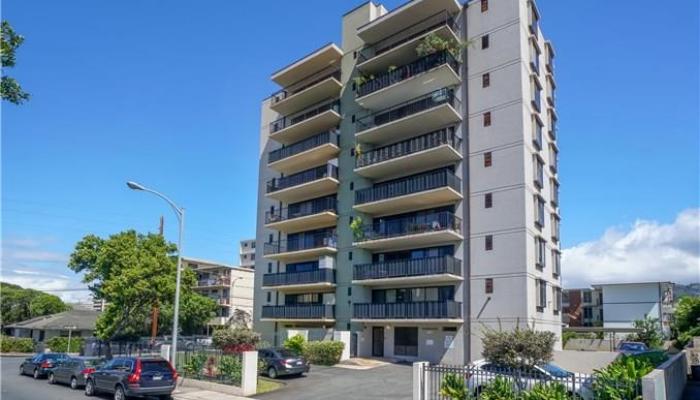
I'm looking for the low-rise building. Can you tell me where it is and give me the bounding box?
[562,287,603,327]
[7,309,99,341]
[184,257,254,329]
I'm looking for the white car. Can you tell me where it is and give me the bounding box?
[466,359,594,399]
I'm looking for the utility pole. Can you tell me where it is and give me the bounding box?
[150,216,165,343]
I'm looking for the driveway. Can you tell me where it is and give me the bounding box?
[253,363,412,400]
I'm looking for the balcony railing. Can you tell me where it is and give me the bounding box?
[358,11,460,63]
[262,304,335,320]
[268,130,339,164]
[353,301,461,319]
[266,164,338,194]
[197,278,231,287]
[263,233,337,255]
[265,197,337,224]
[356,127,460,169]
[271,67,341,105]
[262,269,336,287]
[356,88,459,132]
[355,168,460,205]
[356,50,459,98]
[355,211,461,242]
[270,99,340,133]
[353,255,461,281]
[218,298,230,306]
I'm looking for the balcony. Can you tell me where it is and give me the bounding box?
[353,255,462,286]
[271,43,342,87]
[196,278,231,288]
[352,301,462,323]
[354,168,462,215]
[262,269,336,292]
[355,88,461,145]
[356,50,460,110]
[357,11,460,73]
[270,68,342,116]
[263,234,337,262]
[269,100,341,145]
[268,130,340,175]
[266,164,339,203]
[218,298,230,307]
[261,304,335,322]
[354,211,463,251]
[355,127,461,179]
[265,197,337,234]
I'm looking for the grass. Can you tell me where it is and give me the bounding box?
[257,377,283,394]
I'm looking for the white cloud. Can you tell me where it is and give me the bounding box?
[562,208,700,288]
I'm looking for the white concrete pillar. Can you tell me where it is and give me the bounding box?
[241,351,258,396]
[413,361,428,400]
[161,344,171,363]
[333,331,351,361]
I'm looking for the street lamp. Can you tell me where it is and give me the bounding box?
[126,181,184,367]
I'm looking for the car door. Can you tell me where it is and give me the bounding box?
[53,359,67,382]
[94,359,116,391]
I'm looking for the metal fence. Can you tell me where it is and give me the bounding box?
[178,345,243,387]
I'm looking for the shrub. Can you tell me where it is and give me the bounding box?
[45,336,84,353]
[284,334,305,355]
[593,355,653,400]
[302,340,344,366]
[439,373,470,400]
[218,355,242,384]
[0,336,34,353]
[676,326,700,348]
[482,326,556,368]
[183,353,207,377]
[212,327,260,353]
[627,317,663,349]
[562,331,577,347]
[521,382,568,400]
[479,376,517,400]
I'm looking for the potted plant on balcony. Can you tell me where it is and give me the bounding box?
[350,216,365,242]
[415,33,470,60]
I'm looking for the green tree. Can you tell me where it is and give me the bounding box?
[1,21,30,104]
[0,282,70,327]
[628,317,663,348]
[68,230,215,339]
[158,281,217,336]
[674,296,700,335]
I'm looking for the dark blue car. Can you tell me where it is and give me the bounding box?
[19,353,69,379]
[85,357,177,400]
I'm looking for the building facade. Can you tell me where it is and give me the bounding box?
[562,287,603,327]
[254,0,561,364]
[184,257,255,329]
[240,239,256,268]
[594,282,674,338]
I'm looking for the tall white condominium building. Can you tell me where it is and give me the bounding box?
[184,257,255,328]
[253,0,561,364]
[240,239,256,269]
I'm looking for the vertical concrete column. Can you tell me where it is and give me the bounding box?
[241,350,259,396]
[412,361,428,400]
[333,331,351,361]
[161,345,171,364]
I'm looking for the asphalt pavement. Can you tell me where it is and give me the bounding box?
[2,356,95,400]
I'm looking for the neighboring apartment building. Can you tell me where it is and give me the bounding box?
[593,282,674,337]
[254,0,561,364]
[562,287,603,327]
[184,257,255,329]
[91,296,108,313]
[240,239,256,268]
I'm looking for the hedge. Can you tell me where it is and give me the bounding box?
[46,336,85,353]
[302,341,344,366]
[1,336,35,353]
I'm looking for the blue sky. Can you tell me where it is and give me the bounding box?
[2,0,699,301]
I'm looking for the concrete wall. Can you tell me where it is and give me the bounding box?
[642,351,688,400]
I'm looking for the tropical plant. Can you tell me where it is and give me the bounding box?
[0,335,34,353]
[439,373,471,400]
[481,325,556,368]
[212,327,261,353]
[45,336,85,353]
[592,355,653,400]
[353,73,375,87]
[284,334,306,355]
[183,353,207,377]
[302,340,344,366]
[479,376,517,400]
[520,382,568,400]
[350,216,365,241]
[627,317,663,348]
[672,295,700,347]
[415,32,470,59]
[218,355,243,383]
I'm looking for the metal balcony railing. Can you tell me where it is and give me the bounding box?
[262,304,335,320]
[268,130,339,164]
[355,168,460,205]
[353,255,461,281]
[265,196,337,224]
[197,278,231,287]
[358,11,460,63]
[355,211,462,242]
[263,233,337,255]
[355,127,460,169]
[356,88,459,132]
[270,66,341,105]
[266,164,338,194]
[270,99,340,133]
[353,301,461,319]
[262,269,335,287]
[356,50,459,98]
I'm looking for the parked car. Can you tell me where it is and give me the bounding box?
[616,341,649,355]
[467,359,594,399]
[258,348,310,379]
[84,356,177,400]
[48,356,105,389]
[19,353,69,379]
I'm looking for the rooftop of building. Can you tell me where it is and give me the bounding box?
[7,309,99,331]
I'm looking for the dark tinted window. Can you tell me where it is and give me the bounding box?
[274,349,296,358]
[141,360,171,373]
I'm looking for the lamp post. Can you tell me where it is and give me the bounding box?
[127,181,184,367]
[63,325,77,353]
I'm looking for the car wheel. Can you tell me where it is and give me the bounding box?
[33,368,39,379]
[267,367,278,379]
[48,372,56,384]
[159,396,173,400]
[85,379,95,396]
[70,377,78,390]
[19,365,24,376]
[114,385,126,400]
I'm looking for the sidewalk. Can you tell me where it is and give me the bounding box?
[174,386,250,400]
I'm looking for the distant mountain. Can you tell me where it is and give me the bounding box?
[675,283,700,299]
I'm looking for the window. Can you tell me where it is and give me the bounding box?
[484,152,492,167]
[485,193,493,208]
[551,214,560,242]
[552,287,561,313]
[532,77,542,112]
[485,278,493,294]
[251,254,255,261]
[482,73,490,88]
[481,0,488,12]
[267,262,272,273]
[533,155,544,188]
[485,235,493,251]
[266,292,271,302]
[552,250,560,276]
[530,39,540,74]
[549,144,558,173]
[550,178,559,206]
[251,242,255,249]
[535,236,546,269]
[268,234,273,243]
[350,181,354,190]
[536,279,547,310]
[348,251,353,261]
[534,195,545,227]
[481,35,489,49]
[583,307,593,319]
[583,291,592,303]
[533,115,543,150]
[483,112,491,127]
[395,327,418,356]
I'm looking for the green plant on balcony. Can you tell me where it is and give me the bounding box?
[350,216,364,241]
[415,33,471,59]
[387,65,398,72]
[354,143,363,158]
[353,73,375,87]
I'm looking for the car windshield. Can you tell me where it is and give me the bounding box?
[621,343,646,351]
[141,360,172,373]
[540,363,571,378]
[275,349,297,358]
